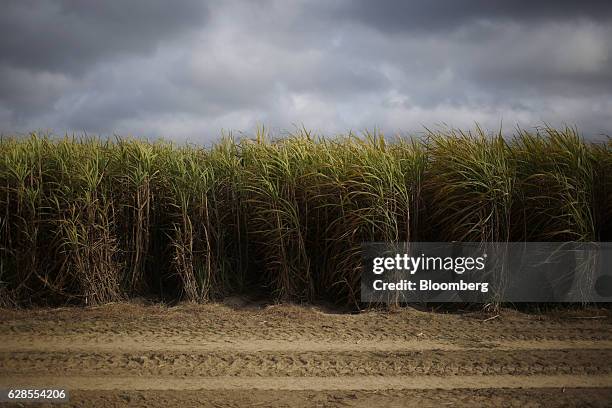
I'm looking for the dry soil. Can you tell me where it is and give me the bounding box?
[0,301,611,407]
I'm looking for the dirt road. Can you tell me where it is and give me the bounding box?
[1,302,611,407]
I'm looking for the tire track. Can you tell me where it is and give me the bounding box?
[2,349,611,377]
[1,337,611,353]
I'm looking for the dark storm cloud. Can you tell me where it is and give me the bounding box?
[334,0,612,33]
[0,0,208,74]
[0,1,611,140]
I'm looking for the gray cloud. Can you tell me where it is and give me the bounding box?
[334,0,612,33]
[0,1,611,141]
[0,0,208,74]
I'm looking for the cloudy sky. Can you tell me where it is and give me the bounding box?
[1,0,611,142]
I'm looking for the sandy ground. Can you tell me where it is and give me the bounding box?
[0,301,611,407]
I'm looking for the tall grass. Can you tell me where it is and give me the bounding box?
[514,127,598,241]
[0,128,609,307]
[425,127,515,242]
